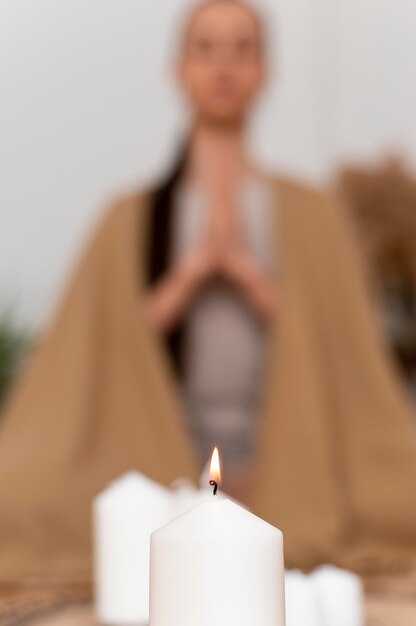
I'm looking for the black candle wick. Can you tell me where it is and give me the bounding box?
[209,479,218,496]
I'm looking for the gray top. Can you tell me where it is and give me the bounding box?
[170,176,276,476]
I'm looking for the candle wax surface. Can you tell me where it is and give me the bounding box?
[149,497,285,626]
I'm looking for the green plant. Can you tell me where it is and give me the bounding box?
[0,313,32,409]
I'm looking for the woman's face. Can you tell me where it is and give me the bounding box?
[178,1,266,124]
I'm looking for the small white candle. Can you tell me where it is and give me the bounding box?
[93,471,172,625]
[149,448,286,626]
[284,570,321,626]
[310,566,364,626]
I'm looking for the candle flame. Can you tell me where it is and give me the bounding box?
[209,447,221,486]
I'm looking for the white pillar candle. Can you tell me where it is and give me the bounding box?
[284,570,321,626]
[310,565,364,626]
[149,448,286,626]
[93,471,173,625]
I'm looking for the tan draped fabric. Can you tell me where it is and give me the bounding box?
[1,173,416,587]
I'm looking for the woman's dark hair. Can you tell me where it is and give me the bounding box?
[147,137,190,285]
[145,136,191,375]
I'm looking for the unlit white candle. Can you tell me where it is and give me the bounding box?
[311,566,364,626]
[285,570,321,626]
[93,471,172,625]
[149,496,286,626]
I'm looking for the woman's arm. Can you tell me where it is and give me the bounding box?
[222,245,276,320]
[145,191,276,331]
[145,241,217,334]
[145,189,236,333]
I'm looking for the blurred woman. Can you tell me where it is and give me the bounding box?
[1,0,416,590]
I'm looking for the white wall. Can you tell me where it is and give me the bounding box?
[330,0,416,169]
[1,0,415,329]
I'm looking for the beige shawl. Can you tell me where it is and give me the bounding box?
[1,173,416,587]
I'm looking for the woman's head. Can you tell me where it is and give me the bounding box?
[177,0,267,125]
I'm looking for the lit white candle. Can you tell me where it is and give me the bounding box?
[170,456,229,516]
[93,471,173,625]
[149,448,286,626]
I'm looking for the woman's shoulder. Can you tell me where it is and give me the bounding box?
[76,182,155,259]
[96,180,157,230]
[103,181,154,215]
[263,169,353,234]
[264,168,329,202]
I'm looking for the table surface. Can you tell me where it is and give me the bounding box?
[20,596,416,626]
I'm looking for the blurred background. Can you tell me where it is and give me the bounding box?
[1,0,416,325]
